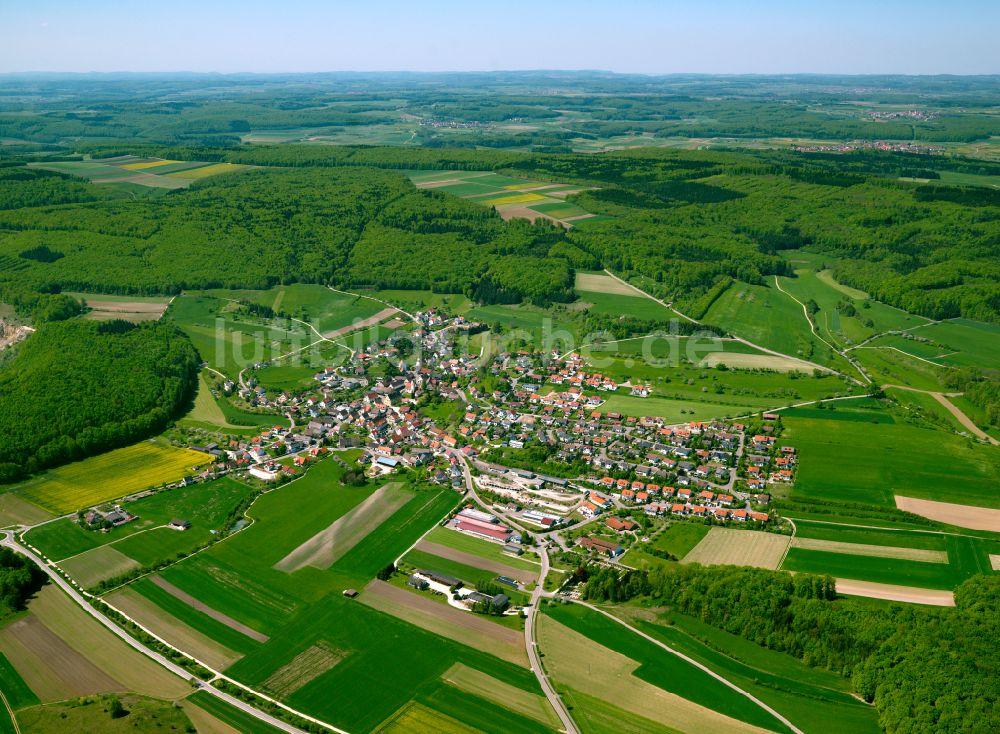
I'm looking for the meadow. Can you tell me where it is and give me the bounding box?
[13,441,212,515]
[422,525,540,573]
[623,522,709,568]
[782,411,1000,509]
[26,475,255,562]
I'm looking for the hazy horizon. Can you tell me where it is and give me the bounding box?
[2,0,999,76]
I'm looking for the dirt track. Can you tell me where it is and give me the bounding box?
[322,307,399,339]
[835,578,955,606]
[150,576,269,642]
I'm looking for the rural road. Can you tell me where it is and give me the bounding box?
[524,544,580,734]
[882,384,998,445]
[0,532,332,734]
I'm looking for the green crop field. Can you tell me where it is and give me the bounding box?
[782,412,1000,508]
[13,441,213,515]
[185,691,284,734]
[617,608,882,734]
[792,520,948,550]
[543,603,791,732]
[226,595,549,734]
[575,289,675,321]
[0,652,39,711]
[780,548,960,589]
[422,526,540,572]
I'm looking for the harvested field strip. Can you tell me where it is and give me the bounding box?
[359,579,527,667]
[537,614,775,734]
[260,642,344,697]
[575,272,648,296]
[83,300,169,315]
[441,663,559,728]
[991,554,1000,571]
[104,587,243,671]
[701,352,819,373]
[894,495,1000,532]
[683,528,790,570]
[59,545,141,589]
[0,615,120,702]
[0,493,53,528]
[414,540,536,584]
[790,538,947,563]
[28,585,190,699]
[834,578,955,606]
[275,483,410,572]
[180,697,243,734]
[150,575,270,642]
[321,307,399,339]
[375,701,481,734]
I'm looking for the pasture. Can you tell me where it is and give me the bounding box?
[682,528,790,570]
[538,607,784,734]
[624,522,709,568]
[13,441,213,514]
[407,170,596,227]
[598,392,758,423]
[26,475,255,565]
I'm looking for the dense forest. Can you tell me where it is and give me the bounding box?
[2,144,999,322]
[0,320,199,481]
[581,564,999,734]
[0,548,45,619]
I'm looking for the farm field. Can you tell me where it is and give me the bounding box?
[184,691,284,734]
[442,663,561,728]
[29,156,250,189]
[66,291,172,322]
[421,526,540,572]
[702,280,840,368]
[413,538,536,584]
[683,528,791,569]
[226,589,548,733]
[12,441,212,515]
[780,548,959,589]
[538,605,785,734]
[613,607,882,734]
[782,412,1000,508]
[623,522,710,568]
[597,392,761,423]
[274,482,412,572]
[0,493,53,528]
[407,169,596,227]
[25,475,255,563]
[0,585,190,705]
[58,545,140,589]
[894,496,1000,532]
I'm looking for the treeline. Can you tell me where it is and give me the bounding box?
[942,368,1000,427]
[0,547,46,618]
[0,320,199,482]
[581,563,999,733]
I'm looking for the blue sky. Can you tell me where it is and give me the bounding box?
[1,0,997,74]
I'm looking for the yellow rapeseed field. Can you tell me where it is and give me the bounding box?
[482,193,546,206]
[121,159,181,171]
[15,442,212,514]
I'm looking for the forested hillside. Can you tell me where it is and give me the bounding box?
[0,320,198,481]
[581,564,999,734]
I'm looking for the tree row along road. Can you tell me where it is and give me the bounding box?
[0,531,346,734]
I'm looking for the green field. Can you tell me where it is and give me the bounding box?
[624,522,710,568]
[0,652,38,711]
[617,608,882,734]
[792,520,948,550]
[783,412,1000,508]
[422,526,540,573]
[26,476,255,562]
[575,289,675,321]
[13,441,213,515]
[598,392,760,422]
[780,548,959,589]
[185,691,284,734]
[543,603,791,732]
